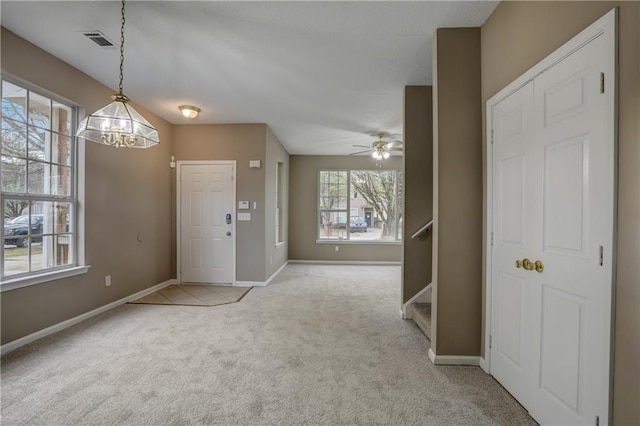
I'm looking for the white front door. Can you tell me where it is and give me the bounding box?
[490,14,615,426]
[179,163,235,284]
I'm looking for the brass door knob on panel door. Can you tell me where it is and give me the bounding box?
[522,258,534,271]
[534,260,544,273]
[515,260,523,268]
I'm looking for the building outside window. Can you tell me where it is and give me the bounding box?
[1,78,79,281]
[318,169,402,242]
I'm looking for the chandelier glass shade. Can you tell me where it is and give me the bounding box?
[76,0,159,148]
[76,94,159,148]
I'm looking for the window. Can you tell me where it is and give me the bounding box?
[318,170,403,242]
[275,161,285,245]
[1,78,80,282]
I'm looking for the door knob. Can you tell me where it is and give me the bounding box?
[226,231,231,236]
[515,258,544,272]
[516,258,535,271]
[522,258,534,271]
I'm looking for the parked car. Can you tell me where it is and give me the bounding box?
[349,216,367,233]
[3,214,43,247]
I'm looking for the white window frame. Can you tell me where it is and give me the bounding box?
[317,169,402,244]
[1,75,88,292]
[275,161,285,246]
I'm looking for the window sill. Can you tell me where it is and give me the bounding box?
[316,240,402,245]
[0,266,91,293]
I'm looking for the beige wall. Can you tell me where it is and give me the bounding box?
[0,28,174,345]
[288,155,402,262]
[431,28,483,357]
[173,124,271,283]
[402,86,433,304]
[265,127,289,278]
[481,3,639,424]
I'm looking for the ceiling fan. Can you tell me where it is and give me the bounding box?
[350,132,403,160]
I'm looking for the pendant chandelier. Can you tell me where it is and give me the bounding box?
[76,0,159,148]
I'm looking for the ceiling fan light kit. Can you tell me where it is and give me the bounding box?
[352,131,402,160]
[76,0,159,148]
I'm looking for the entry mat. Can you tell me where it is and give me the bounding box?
[130,284,252,307]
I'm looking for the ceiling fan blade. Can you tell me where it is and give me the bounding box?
[349,149,371,156]
[352,144,372,148]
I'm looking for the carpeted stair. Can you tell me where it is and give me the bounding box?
[410,302,432,340]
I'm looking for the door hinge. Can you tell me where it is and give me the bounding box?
[600,73,605,94]
[491,129,494,145]
[490,232,494,246]
[599,245,604,266]
[595,415,600,426]
[489,335,492,349]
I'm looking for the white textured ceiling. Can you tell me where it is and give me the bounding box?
[1,1,498,155]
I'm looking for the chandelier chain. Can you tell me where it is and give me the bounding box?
[118,0,126,95]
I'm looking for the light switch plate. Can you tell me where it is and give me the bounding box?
[238,212,251,221]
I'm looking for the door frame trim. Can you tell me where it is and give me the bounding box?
[176,160,237,285]
[483,6,617,417]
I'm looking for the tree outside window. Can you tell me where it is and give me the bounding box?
[318,169,402,241]
[1,78,77,279]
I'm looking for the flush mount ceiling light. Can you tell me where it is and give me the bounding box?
[178,105,201,119]
[76,0,159,148]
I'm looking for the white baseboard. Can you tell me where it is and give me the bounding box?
[235,281,264,287]
[480,357,490,373]
[428,348,481,366]
[0,278,176,356]
[266,261,288,285]
[235,261,289,287]
[288,260,401,266]
[401,283,432,319]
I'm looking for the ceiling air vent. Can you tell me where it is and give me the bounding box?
[83,31,114,47]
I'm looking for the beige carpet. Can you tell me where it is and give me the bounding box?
[1,264,535,425]
[130,284,252,307]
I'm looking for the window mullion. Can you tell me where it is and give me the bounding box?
[394,170,399,240]
[346,171,351,240]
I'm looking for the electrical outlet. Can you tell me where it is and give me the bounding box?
[105,275,111,287]
[335,245,339,252]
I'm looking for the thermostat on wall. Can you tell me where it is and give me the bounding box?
[238,201,250,210]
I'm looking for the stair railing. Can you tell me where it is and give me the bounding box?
[410,219,433,240]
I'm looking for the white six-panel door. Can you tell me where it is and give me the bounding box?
[488,9,615,426]
[529,32,612,426]
[179,163,235,284]
[491,80,536,408]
